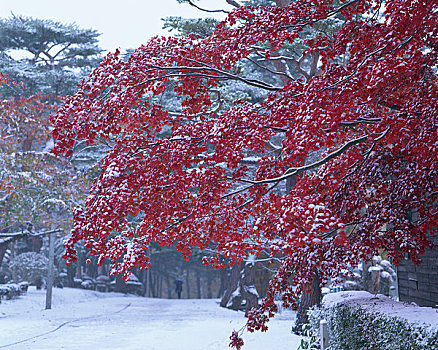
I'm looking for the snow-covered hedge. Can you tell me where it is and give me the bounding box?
[0,282,29,300]
[310,291,438,350]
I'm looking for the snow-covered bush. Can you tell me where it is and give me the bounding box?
[80,279,94,290]
[309,291,438,350]
[9,252,57,288]
[0,283,21,300]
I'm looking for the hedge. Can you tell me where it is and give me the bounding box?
[308,291,438,350]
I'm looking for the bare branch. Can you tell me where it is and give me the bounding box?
[285,0,361,29]
[245,56,295,82]
[242,134,369,185]
[338,117,382,127]
[137,63,281,91]
[264,125,287,132]
[182,0,230,14]
[226,0,241,8]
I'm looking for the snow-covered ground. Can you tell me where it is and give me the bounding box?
[0,287,302,350]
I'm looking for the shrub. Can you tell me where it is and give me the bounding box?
[309,291,438,350]
[9,252,57,288]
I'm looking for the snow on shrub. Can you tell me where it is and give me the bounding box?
[308,291,438,350]
[0,283,24,300]
[9,252,57,287]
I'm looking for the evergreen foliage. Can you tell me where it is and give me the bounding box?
[0,15,102,97]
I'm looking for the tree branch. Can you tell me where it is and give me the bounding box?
[241,134,369,185]
[137,64,281,91]
[342,127,390,180]
[182,0,230,14]
[226,0,241,8]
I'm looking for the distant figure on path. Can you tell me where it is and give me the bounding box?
[174,279,183,299]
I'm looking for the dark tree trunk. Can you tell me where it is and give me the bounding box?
[22,134,34,152]
[142,269,147,296]
[75,256,82,279]
[0,244,7,268]
[185,270,191,298]
[87,258,97,278]
[66,265,75,287]
[293,270,322,334]
[165,275,172,299]
[217,268,227,298]
[32,236,43,253]
[114,275,126,293]
[196,271,202,299]
[362,260,373,292]
[158,274,163,298]
[150,272,157,297]
[206,274,213,299]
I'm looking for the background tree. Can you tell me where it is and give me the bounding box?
[0,93,90,260]
[0,15,102,97]
[51,0,437,348]
[0,16,102,284]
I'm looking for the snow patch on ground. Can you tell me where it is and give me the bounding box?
[0,287,302,350]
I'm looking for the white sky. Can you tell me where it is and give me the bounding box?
[0,0,232,53]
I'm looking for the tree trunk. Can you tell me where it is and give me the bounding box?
[165,275,172,299]
[362,260,372,292]
[114,275,126,293]
[45,232,55,309]
[75,257,82,279]
[240,261,259,317]
[32,236,43,253]
[220,264,241,308]
[185,270,191,298]
[206,274,213,299]
[150,272,156,297]
[293,270,321,334]
[196,271,202,299]
[158,274,163,298]
[274,0,290,7]
[0,244,7,269]
[66,265,75,287]
[217,268,227,298]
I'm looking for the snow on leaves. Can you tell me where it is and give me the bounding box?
[51,0,437,347]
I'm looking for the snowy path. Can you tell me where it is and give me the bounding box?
[0,287,302,350]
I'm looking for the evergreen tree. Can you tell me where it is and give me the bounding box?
[0,15,102,97]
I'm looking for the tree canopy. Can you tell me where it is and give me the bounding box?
[51,0,437,347]
[0,15,102,96]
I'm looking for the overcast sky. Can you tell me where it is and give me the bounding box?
[0,0,231,53]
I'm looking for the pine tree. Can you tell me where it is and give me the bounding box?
[0,15,102,97]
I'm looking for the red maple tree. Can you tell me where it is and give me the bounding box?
[51,0,437,347]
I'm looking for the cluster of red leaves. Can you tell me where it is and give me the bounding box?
[51,0,437,345]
